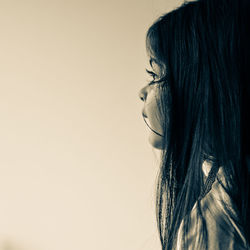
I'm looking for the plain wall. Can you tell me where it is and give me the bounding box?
[0,0,182,249]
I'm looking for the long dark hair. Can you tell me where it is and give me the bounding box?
[146,0,250,249]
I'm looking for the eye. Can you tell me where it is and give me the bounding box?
[145,68,157,80]
[146,68,162,86]
[145,68,167,87]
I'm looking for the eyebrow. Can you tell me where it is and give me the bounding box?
[149,58,153,67]
[149,57,158,67]
[149,58,155,68]
[149,58,159,69]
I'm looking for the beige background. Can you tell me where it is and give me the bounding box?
[0,0,182,249]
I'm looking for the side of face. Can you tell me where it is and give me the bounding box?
[139,60,164,149]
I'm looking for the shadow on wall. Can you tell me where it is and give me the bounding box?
[0,239,29,250]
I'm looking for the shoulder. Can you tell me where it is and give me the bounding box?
[201,177,248,250]
[176,164,249,250]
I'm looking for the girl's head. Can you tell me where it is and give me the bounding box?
[139,0,250,248]
[140,0,248,159]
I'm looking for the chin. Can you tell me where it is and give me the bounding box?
[149,134,164,150]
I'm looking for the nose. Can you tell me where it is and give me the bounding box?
[138,85,147,102]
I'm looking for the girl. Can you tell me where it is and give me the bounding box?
[139,0,250,249]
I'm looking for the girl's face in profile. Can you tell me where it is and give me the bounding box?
[139,59,164,149]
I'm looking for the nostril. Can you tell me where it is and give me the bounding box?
[139,89,146,101]
[139,85,149,102]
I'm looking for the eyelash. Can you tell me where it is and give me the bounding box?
[145,67,168,88]
[146,68,157,79]
[146,69,164,86]
[145,68,158,85]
